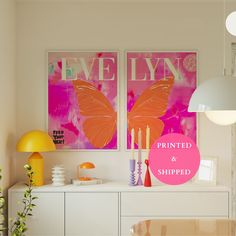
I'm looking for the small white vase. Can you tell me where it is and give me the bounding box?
[52,165,65,186]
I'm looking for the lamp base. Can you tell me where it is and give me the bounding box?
[28,152,44,186]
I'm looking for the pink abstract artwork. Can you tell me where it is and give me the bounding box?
[127,52,197,149]
[48,51,118,150]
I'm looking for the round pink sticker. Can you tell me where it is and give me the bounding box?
[149,133,200,185]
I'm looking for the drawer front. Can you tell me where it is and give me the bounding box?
[65,192,119,236]
[9,192,64,236]
[121,192,229,217]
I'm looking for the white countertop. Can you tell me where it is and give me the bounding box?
[9,181,230,193]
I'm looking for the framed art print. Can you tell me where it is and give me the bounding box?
[126,51,197,149]
[48,51,118,150]
[194,156,217,185]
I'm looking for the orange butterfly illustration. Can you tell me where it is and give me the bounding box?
[128,76,174,148]
[72,77,173,149]
[72,80,117,148]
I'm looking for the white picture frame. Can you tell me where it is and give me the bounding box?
[125,50,198,151]
[194,156,217,185]
[46,50,120,151]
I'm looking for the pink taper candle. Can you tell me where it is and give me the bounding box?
[138,128,142,162]
[131,128,135,159]
[146,125,150,151]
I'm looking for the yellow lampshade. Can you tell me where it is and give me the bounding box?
[17,130,56,152]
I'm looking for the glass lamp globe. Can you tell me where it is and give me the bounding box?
[226,11,236,36]
[188,77,236,126]
[205,111,236,126]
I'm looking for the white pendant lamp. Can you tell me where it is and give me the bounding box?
[226,11,236,36]
[188,1,236,126]
[188,77,236,125]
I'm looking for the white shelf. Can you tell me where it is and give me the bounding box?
[9,181,230,193]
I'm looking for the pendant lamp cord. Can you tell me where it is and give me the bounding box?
[223,0,226,76]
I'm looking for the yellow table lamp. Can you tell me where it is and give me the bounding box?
[16,130,56,186]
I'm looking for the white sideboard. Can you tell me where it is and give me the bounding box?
[8,182,230,236]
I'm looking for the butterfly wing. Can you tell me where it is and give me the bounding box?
[83,117,116,148]
[73,80,117,148]
[128,117,164,149]
[128,77,174,148]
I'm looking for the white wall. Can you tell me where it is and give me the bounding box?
[0,0,16,191]
[15,1,233,186]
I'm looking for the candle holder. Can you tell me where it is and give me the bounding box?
[144,159,152,187]
[129,159,136,186]
[136,161,143,185]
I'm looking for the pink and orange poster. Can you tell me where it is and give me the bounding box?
[127,51,197,149]
[48,51,118,150]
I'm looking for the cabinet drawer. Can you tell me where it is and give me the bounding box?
[121,192,229,217]
[9,192,64,236]
[65,192,119,236]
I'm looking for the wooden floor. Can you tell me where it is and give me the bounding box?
[131,219,236,236]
